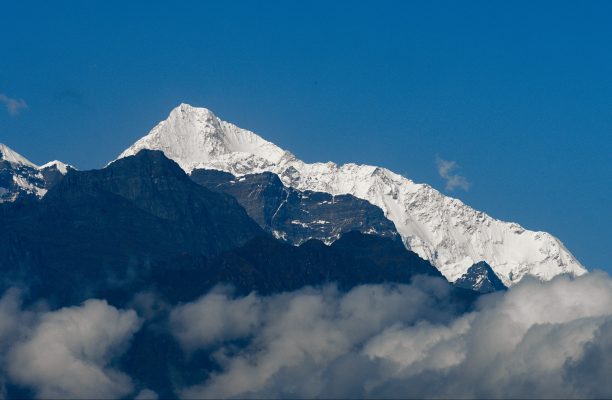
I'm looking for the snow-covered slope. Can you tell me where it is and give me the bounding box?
[118,104,587,285]
[0,143,72,202]
[119,105,288,172]
[0,143,39,168]
[40,160,71,174]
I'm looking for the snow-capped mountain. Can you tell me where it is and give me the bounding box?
[118,104,587,285]
[0,143,72,202]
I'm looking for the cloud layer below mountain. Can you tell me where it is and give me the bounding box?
[1,272,612,398]
[173,272,612,399]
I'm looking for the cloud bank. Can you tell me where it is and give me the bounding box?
[436,156,471,191]
[172,272,612,399]
[1,272,612,398]
[0,94,28,116]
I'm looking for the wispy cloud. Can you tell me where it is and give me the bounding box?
[436,156,471,192]
[0,93,28,116]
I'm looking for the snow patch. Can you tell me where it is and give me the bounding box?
[290,220,310,228]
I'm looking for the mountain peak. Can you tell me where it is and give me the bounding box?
[173,102,214,115]
[118,104,289,173]
[0,143,38,168]
[40,160,73,174]
[0,144,72,203]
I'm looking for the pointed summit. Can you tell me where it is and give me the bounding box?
[40,160,73,174]
[118,104,289,173]
[0,143,72,202]
[0,143,38,168]
[1,143,46,202]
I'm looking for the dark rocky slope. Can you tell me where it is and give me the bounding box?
[191,168,399,245]
[454,261,507,293]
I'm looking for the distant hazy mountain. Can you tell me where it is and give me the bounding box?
[118,104,587,285]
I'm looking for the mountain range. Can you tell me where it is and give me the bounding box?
[0,103,588,292]
[118,103,586,286]
[0,148,481,305]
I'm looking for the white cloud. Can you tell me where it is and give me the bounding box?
[0,93,28,116]
[7,299,141,399]
[171,286,263,350]
[173,272,612,399]
[135,388,159,399]
[0,288,35,397]
[436,156,471,191]
[173,278,459,398]
[1,271,612,398]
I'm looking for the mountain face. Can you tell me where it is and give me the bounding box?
[0,149,461,306]
[153,231,461,302]
[190,168,399,245]
[454,261,507,293]
[167,165,491,297]
[0,150,265,303]
[118,104,587,286]
[0,143,71,202]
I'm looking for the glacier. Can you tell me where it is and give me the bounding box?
[117,103,587,285]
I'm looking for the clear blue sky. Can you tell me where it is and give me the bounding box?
[1,1,610,270]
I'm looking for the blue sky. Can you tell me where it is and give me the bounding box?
[0,1,610,270]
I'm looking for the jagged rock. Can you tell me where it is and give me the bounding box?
[190,169,399,245]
